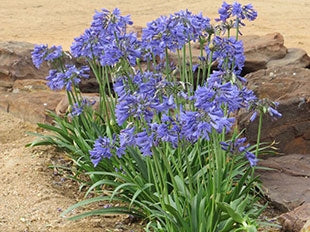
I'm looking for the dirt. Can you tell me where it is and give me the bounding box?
[0,0,309,231]
[0,111,143,232]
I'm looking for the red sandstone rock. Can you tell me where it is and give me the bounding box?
[278,203,310,232]
[241,66,310,154]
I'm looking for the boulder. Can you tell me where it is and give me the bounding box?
[241,66,310,154]
[0,41,49,90]
[242,32,287,73]
[0,91,64,123]
[267,48,310,69]
[257,155,310,212]
[277,203,310,232]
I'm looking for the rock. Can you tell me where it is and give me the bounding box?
[241,66,310,154]
[257,155,310,212]
[12,79,49,92]
[79,77,99,93]
[241,32,287,73]
[0,41,49,88]
[277,203,310,232]
[267,48,310,69]
[0,91,64,123]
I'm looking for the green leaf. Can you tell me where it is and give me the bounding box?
[67,206,143,221]
[129,183,153,208]
[174,175,190,198]
[217,202,244,224]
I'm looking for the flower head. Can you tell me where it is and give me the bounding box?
[217,1,257,23]
[31,44,63,69]
[89,136,115,167]
[142,10,211,58]
[31,44,48,69]
[46,65,89,91]
[220,137,258,166]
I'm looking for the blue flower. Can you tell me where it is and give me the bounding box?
[245,151,258,167]
[194,85,216,111]
[248,99,282,121]
[70,103,84,117]
[44,45,63,62]
[142,10,211,57]
[114,72,174,126]
[210,36,245,73]
[217,2,231,22]
[151,115,180,148]
[220,137,257,166]
[135,130,154,156]
[217,1,257,23]
[89,136,114,167]
[71,28,101,59]
[115,94,154,126]
[31,44,48,68]
[268,106,282,118]
[180,111,212,142]
[31,44,63,68]
[117,126,136,157]
[69,98,95,117]
[46,65,89,91]
[71,8,136,65]
[46,69,66,90]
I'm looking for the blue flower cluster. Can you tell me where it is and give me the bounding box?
[71,8,141,66]
[217,1,257,24]
[90,68,243,164]
[249,99,282,122]
[220,137,258,166]
[210,36,245,75]
[31,44,63,69]
[46,65,90,91]
[142,10,211,58]
[114,72,174,126]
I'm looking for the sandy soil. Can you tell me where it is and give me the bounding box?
[0,111,143,232]
[0,0,309,53]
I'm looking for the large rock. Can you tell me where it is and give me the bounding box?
[242,32,287,73]
[257,155,310,212]
[241,66,310,154]
[0,41,49,90]
[267,48,310,69]
[0,91,64,123]
[277,203,310,232]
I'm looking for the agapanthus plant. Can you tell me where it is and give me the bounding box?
[30,2,282,231]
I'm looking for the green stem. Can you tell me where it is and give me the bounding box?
[255,111,263,157]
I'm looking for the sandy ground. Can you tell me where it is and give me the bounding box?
[0,111,143,231]
[0,0,309,53]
